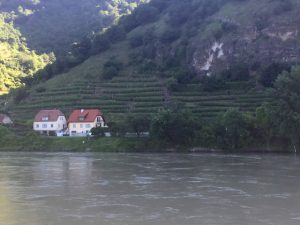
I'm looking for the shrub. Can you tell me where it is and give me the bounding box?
[102,59,123,80]
[159,28,181,43]
[150,109,200,145]
[13,87,29,103]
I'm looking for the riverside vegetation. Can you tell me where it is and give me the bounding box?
[1,0,300,152]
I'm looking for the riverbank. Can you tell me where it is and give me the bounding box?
[0,124,294,152]
[0,134,293,153]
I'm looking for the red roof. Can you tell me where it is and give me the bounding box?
[68,109,103,123]
[34,110,65,122]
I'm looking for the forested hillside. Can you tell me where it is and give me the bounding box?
[0,13,51,94]
[0,0,147,93]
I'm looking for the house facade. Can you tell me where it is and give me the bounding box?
[0,114,13,125]
[68,109,106,136]
[33,110,67,136]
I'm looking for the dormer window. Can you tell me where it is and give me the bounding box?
[79,116,85,121]
[42,116,49,121]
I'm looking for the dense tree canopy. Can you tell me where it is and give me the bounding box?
[0,14,50,93]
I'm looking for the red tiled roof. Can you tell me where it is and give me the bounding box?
[34,110,65,122]
[68,109,103,123]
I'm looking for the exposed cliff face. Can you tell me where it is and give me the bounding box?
[190,1,300,76]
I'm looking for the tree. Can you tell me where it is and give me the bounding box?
[273,66,300,152]
[255,103,277,149]
[150,109,199,145]
[127,115,151,137]
[218,109,251,149]
[102,59,123,79]
[258,62,290,87]
[107,121,127,137]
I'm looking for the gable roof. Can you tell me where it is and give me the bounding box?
[68,109,103,123]
[34,110,65,122]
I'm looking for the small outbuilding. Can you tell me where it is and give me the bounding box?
[33,109,67,136]
[0,114,13,125]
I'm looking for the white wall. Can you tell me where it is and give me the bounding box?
[33,116,67,132]
[68,116,106,136]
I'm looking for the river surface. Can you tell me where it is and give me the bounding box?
[0,153,300,225]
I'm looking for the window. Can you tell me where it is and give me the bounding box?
[42,117,49,121]
[73,124,76,128]
[79,116,85,121]
[85,124,91,128]
[97,117,102,122]
[60,117,64,121]
[51,124,54,128]
[80,124,83,128]
[36,124,39,128]
[42,124,47,128]
[58,124,60,128]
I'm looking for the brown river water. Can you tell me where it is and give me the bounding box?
[0,152,300,225]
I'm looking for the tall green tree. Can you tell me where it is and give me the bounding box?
[218,109,252,149]
[255,103,277,150]
[274,66,300,152]
[150,109,199,145]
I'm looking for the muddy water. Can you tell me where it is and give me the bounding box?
[0,153,300,225]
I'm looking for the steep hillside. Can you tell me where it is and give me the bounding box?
[0,13,50,94]
[1,0,147,55]
[4,0,299,122]
[0,0,146,93]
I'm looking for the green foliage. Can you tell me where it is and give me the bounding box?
[273,66,300,151]
[150,109,200,145]
[255,103,278,149]
[12,87,30,103]
[91,127,107,137]
[258,62,291,87]
[0,14,50,91]
[127,115,151,137]
[102,59,123,79]
[106,121,128,137]
[159,28,181,43]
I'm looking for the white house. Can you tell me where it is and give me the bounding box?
[0,114,13,125]
[68,109,106,136]
[33,109,67,136]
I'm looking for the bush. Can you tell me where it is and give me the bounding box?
[13,87,29,103]
[150,109,200,145]
[91,127,106,137]
[159,28,181,43]
[91,34,110,54]
[127,115,151,137]
[258,62,291,87]
[102,59,123,80]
